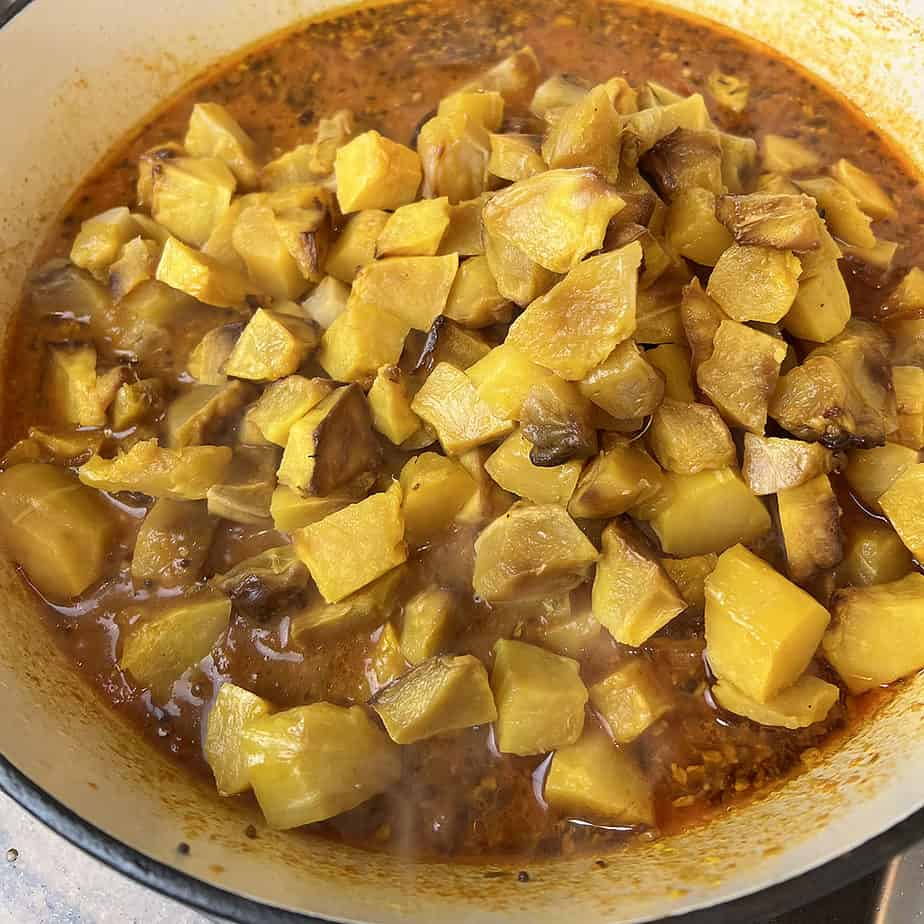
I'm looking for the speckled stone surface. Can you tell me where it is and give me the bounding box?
[0,791,206,924]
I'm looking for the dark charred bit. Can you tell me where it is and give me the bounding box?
[517,870,531,883]
[639,128,723,202]
[227,574,306,623]
[244,824,258,840]
[177,841,191,856]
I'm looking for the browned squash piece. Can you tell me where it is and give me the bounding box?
[697,320,787,434]
[742,434,834,496]
[412,317,491,373]
[568,444,663,519]
[648,399,737,474]
[324,210,389,283]
[837,520,913,588]
[715,193,820,250]
[132,498,217,588]
[879,464,924,562]
[520,378,597,466]
[460,46,541,101]
[665,188,734,267]
[590,659,674,744]
[443,255,513,329]
[638,128,724,201]
[778,474,843,584]
[679,278,726,372]
[706,244,801,324]
[207,445,279,525]
[541,85,622,182]
[661,553,717,614]
[578,340,664,419]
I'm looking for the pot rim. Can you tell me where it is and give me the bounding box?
[2,0,923,921]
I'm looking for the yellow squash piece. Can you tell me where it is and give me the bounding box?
[844,443,920,513]
[485,429,582,506]
[372,655,497,744]
[357,623,407,700]
[376,197,451,258]
[893,365,924,450]
[438,90,505,130]
[400,587,455,665]
[542,85,622,182]
[241,703,401,829]
[231,205,311,300]
[679,278,725,371]
[156,237,251,309]
[185,102,258,187]
[0,463,117,601]
[761,134,821,174]
[545,721,654,826]
[778,474,843,584]
[879,464,924,561]
[706,244,801,323]
[443,255,512,329]
[417,112,491,204]
[488,132,546,182]
[152,157,237,248]
[661,553,717,614]
[742,434,834,496]
[398,452,477,548]
[411,362,514,455]
[439,195,489,256]
[318,297,409,383]
[838,520,913,588]
[187,323,240,385]
[649,468,772,557]
[324,210,389,283]
[483,222,558,306]
[466,344,558,420]
[784,253,851,344]
[829,158,897,220]
[649,400,737,474]
[248,376,333,446]
[578,339,664,419]
[301,275,350,329]
[473,503,598,603]
[590,659,673,744]
[368,365,422,445]
[335,130,422,213]
[44,344,115,427]
[70,206,140,280]
[120,591,231,700]
[712,675,839,730]
[259,109,355,189]
[294,486,406,603]
[483,167,625,273]
[131,498,216,588]
[164,381,255,449]
[491,638,587,756]
[665,188,734,267]
[506,243,642,380]
[795,176,875,248]
[206,444,279,525]
[568,445,663,518]
[223,309,318,381]
[646,344,695,402]
[205,683,273,796]
[705,544,831,702]
[592,521,686,646]
[269,484,360,533]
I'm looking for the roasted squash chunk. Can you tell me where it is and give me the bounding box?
[412,317,490,373]
[206,445,279,525]
[373,655,497,744]
[639,128,723,201]
[777,474,843,584]
[783,231,851,343]
[680,278,725,371]
[713,675,839,729]
[893,365,924,450]
[545,721,654,826]
[568,444,663,519]
[592,521,686,646]
[151,157,237,248]
[590,659,673,743]
[473,503,598,602]
[269,484,360,533]
[460,46,541,100]
[417,112,491,204]
[661,553,717,614]
[488,132,546,182]
[164,381,254,449]
[706,244,801,324]
[715,193,819,250]
[277,384,380,497]
[761,134,821,174]
[260,110,355,189]
[697,319,787,434]
[400,587,455,665]
[485,429,582,506]
[318,297,409,383]
[294,485,406,603]
[519,378,598,466]
[648,400,736,474]
[506,243,642,380]
[399,452,477,548]
[541,85,621,182]
[248,376,334,446]
[231,205,310,300]
[375,197,450,258]
[185,102,258,187]
[120,591,231,699]
[466,344,558,419]
[742,434,834,495]
[829,158,897,220]
[132,498,216,588]
[837,520,912,588]
[335,130,422,213]
[368,366,422,446]
[45,344,117,427]
[187,323,241,385]
[324,210,389,283]
[844,443,919,512]
[70,207,140,281]
[156,236,251,309]
[301,275,350,329]
[241,703,401,829]
[823,573,924,693]
[223,309,318,382]
[484,167,625,273]
[665,188,734,267]
[443,256,512,329]
[438,90,505,131]
[205,683,274,796]
[483,220,559,307]
[578,340,664,419]
[646,344,694,403]
[879,464,924,561]
[491,638,587,756]
[705,544,830,702]
[0,463,117,601]
[795,176,875,248]
[411,362,514,455]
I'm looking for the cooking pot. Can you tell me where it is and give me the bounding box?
[1,0,923,921]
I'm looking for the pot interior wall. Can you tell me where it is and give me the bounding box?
[0,1,923,922]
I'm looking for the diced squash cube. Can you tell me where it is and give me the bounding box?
[578,339,664,419]
[131,498,216,588]
[491,638,587,756]
[713,675,839,729]
[45,344,112,427]
[411,362,514,454]
[523,593,603,659]
[488,132,546,182]
[646,344,694,402]
[358,623,407,699]
[707,244,801,323]
[639,127,724,201]
[485,430,582,505]
[156,236,251,308]
[111,378,166,431]
[761,135,821,174]
[70,207,139,280]
[530,73,589,120]
[666,188,734,267]
[414,317,490,372]
[187,323,241,385]
[715,193,820,250]
[879,464,924,561]
[630,273,686,345]
[545,722,654,826]
[259,110,355,189]
[680,278,725,371]
[152,157,237,247]
[795,177,875,248]
[241,703,401,828]
[440,195,488,257]
[335,130,421,213]
[438,90,505,130]
[368,366,421,445]
[120,591,231,699]
[294,485,406,603]
[373,655,497,743]
[301,275,350,329]
[352,254,458,331]
[205,683,273,796]
[742,434,834,496]
[0,463,116,600]
[248,376,334,446]
[418,112,491,204]
[466,344,558,420]
[705,544,830,702]
[444,256,512,329]
[473,502,598,602]
[519,377,598,466]
[483,222,558,306]
[893,365,924,450]
[399,452,476,548]
[592,521,685,646]
[79,440,231,500]
[590,659,673,743]
[829,158,896,220]
[277,384,379,497]
[568,445,663,518]
[542,85,621,182]
[223,309,318,382]
[375,197,450,258]
[110,230,164,298]
[231,205,309,300]
[324,210,389,283]
[778,474,843,584]
[507,244,641,380]
[661,553,717,614]
[783,257,851,344]
[837,520,912,588]
[697,319,787,434]
[164,381,254,449]
[845,443,919,512]
[318,297,409,383]
[185,102,258,187]
[623,93,711,154]
[455,446,516,526]
[650,468,771,557]
[649,400,736,474]
[269,484,360,533]
[823,573,924,693]
[400,587,455,664]
[483,167,625,274]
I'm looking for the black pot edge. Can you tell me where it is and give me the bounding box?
[2,0,924,920]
